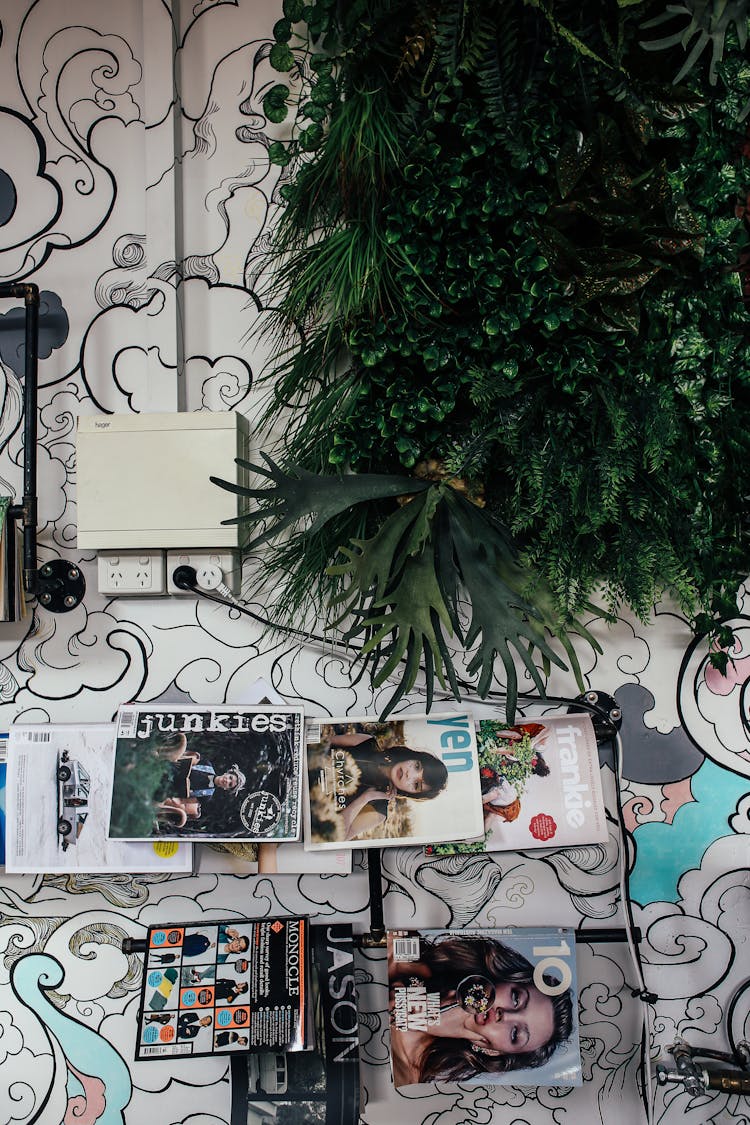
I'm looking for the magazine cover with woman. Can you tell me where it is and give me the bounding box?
[424,714,607,856]
[108,705,304,842]
[387,927,581,1089]
[304,714,483,850]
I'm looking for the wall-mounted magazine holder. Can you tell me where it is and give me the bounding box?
[358,689,630,949]
[0,283,85,611]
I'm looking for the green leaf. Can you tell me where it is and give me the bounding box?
[273,18,292,43]
[210,455,428,549]
[269,43,295,72]
[446,493,565,715]
[267,141,292,166]
[263,86,290,124]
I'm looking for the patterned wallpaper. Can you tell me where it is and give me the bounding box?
[0,2,748,1123]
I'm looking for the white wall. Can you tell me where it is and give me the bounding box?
[0,3,748,1123]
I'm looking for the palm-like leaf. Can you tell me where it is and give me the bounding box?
[444,491,568,716]
[213,457,599,716]
[210,455,427,549]
[326,479,598,717]
[640,0,749,86]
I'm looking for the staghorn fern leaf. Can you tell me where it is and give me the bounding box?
[215,455,602,717]
[640,0,749,87]
[445,492,567,717]
[326,480,599,718]
[328,490,457,714]
[210,455,427,549]
[328,487,443,606]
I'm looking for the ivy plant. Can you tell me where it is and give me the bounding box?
[220,0,750,715]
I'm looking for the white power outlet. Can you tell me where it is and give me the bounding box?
[97,551,167,595]
[166,551,239,595]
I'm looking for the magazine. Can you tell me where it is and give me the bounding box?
[304,714,484,850]
[4,725,192,874]
[197,841,352,876]
[230,923,360,1124]
[0,734,6,870]
[108,705,304,842]
[135,916,308,1060]
[387,927,581,1089]
[424,714,606,856]
[0,496,25,622]
[209,680,351,874]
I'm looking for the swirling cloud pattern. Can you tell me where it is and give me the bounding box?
[0,3,748,1124]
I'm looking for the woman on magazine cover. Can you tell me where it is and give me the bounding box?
[480,769,522,823]
[478,723,551,826]
[315,730,449,841]
[388,932,574,1085]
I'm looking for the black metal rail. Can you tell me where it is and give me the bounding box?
[0,282,85,610]
[0,281,39,594]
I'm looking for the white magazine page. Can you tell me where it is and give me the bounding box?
[196,839,352,875]
[5,724,192,874]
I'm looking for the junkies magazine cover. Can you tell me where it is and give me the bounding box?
[387,927,581,1089]
[304,714,483,849]
[108,706,304,842]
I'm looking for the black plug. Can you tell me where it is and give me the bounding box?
[172,565,198,591]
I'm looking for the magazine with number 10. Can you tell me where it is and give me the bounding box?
[387,927,581,1089]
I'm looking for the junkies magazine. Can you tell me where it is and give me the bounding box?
[425,714,606,857]
[108,706,304,842]
[304,714,483,849]
[387,927,581,1089]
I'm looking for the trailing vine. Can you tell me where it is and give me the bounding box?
[217,0,750,715]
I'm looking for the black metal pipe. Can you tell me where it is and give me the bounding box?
[0,281,39,594]
[366,849,385,946]
[575,926,642,944]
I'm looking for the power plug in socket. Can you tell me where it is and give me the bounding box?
[167,551,238,596]
[97,551,167,595]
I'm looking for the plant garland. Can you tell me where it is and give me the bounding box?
[216,0,750,715]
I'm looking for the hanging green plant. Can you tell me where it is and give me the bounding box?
[640,0,749,118]
[218,0,750,716]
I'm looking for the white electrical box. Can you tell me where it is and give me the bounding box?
[76,412,251,550]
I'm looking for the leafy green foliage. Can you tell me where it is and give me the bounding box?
[218,458,600,716]
[211,455,427,549]
[245,0,750,709]
[640,1,748,86]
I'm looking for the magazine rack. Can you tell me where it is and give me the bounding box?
[0,282,84,611]
[359,689,637,949]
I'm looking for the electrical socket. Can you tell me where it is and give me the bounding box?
[166,551,239,596]
[97,551,167,595]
